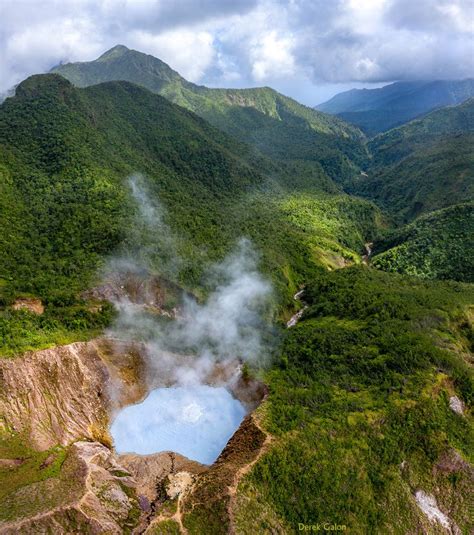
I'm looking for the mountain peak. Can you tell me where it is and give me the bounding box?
[15,73,73,99]
[98,45,130,61]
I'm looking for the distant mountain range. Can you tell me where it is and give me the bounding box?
[49,45,474,282]
[316,79,474,134]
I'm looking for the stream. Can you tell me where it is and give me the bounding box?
[286,288,308,328]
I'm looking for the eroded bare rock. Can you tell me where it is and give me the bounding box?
[82,272,187,319]
[11,298,44,315]
[119,451,205,504]
[0,339,268,534]
[0,342,111,450]
[435,449,473,476]
[449,396,465,416]
[414,490,460,534]
[0,441,140,534]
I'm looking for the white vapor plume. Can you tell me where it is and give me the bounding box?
[176,240,272,362]
[106,174,273,389]
[105,173,180,280]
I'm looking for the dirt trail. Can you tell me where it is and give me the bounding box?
[227,414,273,534]
[149,490,189,534]
[173,489,189,534]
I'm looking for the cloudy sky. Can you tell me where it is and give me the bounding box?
[1,0,473,104]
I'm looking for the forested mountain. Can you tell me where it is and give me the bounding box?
[245,267,473,533]
[0,46,472,535]
[0,73,381,354]
[316,79,474,134]
[52,45,368,184]
[351,98,474,222]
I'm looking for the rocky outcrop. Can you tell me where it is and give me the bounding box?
[11,298,44,314]
[0,441,140,534]
[180,413,268,534]
[0,339,269,533]
[119,452,205,505]
[449,395,465,416]
[0,338,158,451]
[82,272,188,319]
[0,342,111,450]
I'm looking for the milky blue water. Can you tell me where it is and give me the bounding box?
[111,385,246,464]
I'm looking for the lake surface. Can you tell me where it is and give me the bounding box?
[111,385,246,464]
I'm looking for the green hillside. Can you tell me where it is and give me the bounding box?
[351,99,474,222]
[0,47,472,535]
[0,74,263,294]
[0,74,381,355]
[371,203,474,283]
[52,45,368,184]
[237,267,474,533]
[50,46,474,290]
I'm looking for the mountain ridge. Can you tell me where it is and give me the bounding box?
[51,45,368,185]
[316,79,474,134]
[349,97,474,222]
[0,73,381,313]
[51,45,355,133]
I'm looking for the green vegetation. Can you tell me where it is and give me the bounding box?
[0,74,382,356]
[243,267,473,533]
[277,193,384,267]
[0,433,72,523]
[52,45,361,141]
[351,99,474,222]
[0,434,67,506]
[52,45,368,185]
[148,519,181,534]
[372,203,474,283]
[50,46,474,291]
[0,302,114,357]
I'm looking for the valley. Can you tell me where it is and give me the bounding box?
[0,44,472,535]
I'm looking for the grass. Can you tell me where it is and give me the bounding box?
[0,432,69,522]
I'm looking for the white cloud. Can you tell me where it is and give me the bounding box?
[1,0,473,99]
[250,31,296,81]
[130,29,215,81]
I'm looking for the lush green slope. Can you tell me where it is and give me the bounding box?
[237,267,474,533]
[350,98,474,222]
[0,74,263,294]
[51,45,368,184]
[371,203,474,283]
[316,79,474,135]
[0,56,472,535]
[51,50,474,289]
[0,74,381,355]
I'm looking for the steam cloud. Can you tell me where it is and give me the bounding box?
[106,174,273,390]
